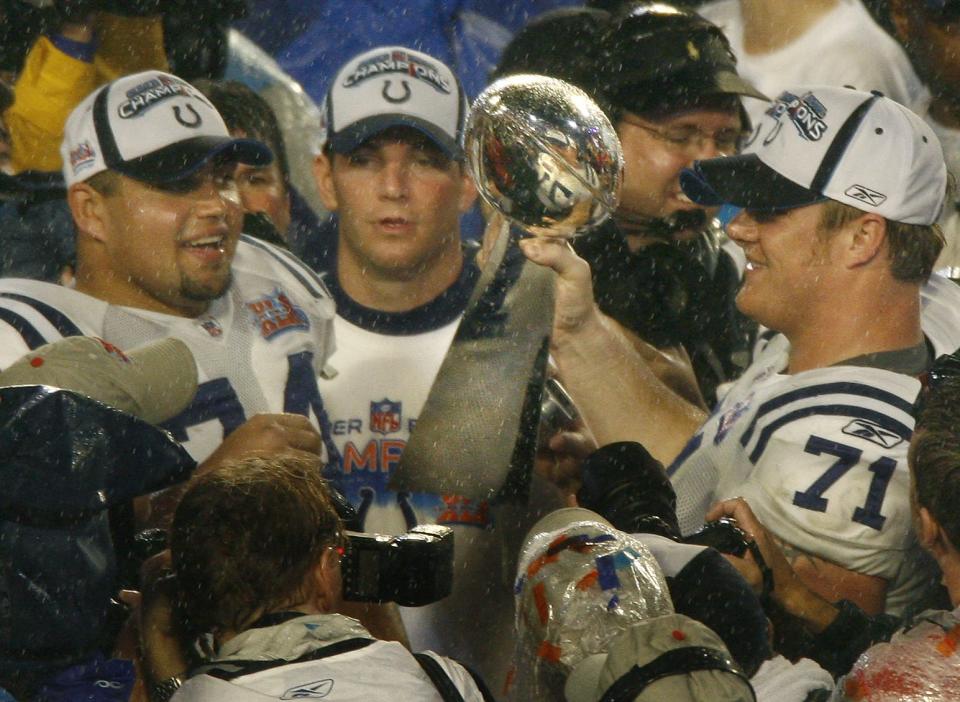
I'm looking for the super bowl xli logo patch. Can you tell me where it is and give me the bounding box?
[342,50,452,94]
[842,418,904,449]
[247,288,309,340]
[116,74,210,119]
[69,141,97,175]
[370,398,402,435]
[762,91,828,144]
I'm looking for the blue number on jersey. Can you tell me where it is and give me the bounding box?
[163,377,246,443]
[283,350,342,466]
[793,435,895,531]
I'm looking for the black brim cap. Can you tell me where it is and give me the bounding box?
[319,46,468,159]
[112,135,274,185]
[680,153,825,211]
[327,114,462,159]
[62,70,275,187]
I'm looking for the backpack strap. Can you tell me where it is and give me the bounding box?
[413,652,467,702]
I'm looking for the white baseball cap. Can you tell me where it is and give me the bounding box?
[681,85,947,225]
[0,336,198,425]
[318,46,468,158]
[61,70,273,187]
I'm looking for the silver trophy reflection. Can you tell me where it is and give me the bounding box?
[394,76,622,500]
[466,74,622,238]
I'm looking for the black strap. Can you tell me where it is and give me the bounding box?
[192,637,376,681]
[414,652,466,702]
[599,646,755,702]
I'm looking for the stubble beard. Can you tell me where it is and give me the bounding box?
[180,268,233,303]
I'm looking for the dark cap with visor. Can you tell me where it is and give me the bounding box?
[594,3,767,116]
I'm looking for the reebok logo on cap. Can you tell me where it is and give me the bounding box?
[681,85,947,225]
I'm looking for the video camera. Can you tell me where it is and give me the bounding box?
[327,487,455,607]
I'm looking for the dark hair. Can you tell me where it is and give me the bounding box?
[191,78,290,184]
[912,374,960,548]
[171,454,343,640]
[85,170,121,197]
[818,200,944,283]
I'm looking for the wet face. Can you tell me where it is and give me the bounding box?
[314,127,475,280]
[725,203,836,334]
[95,162,244,316]
[233,130,292,236]
[614,105,744,235]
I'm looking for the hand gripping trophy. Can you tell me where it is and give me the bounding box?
[394,75,623,500]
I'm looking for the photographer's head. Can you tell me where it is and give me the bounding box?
[171,454,344,644]
[512,508,673,698]
[62,70,273,318]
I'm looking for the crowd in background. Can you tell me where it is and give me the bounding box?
[0,1,960,701]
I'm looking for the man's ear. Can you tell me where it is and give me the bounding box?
[67,182,111,243]
[313,152,339,212]
[918,506,946,554]
[311,547,342,613]
[845,213,886,268]
[458,165,478,214]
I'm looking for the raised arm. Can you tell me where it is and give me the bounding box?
[519,236,706,466]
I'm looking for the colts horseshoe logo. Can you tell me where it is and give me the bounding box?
[173,104,203,128]
[382,80,412,104]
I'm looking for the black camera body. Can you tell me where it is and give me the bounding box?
[341,525,454,607]
[682,518,751,557]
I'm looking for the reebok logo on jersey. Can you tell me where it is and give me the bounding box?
[281,679,333,699]
[247,288,309,340]
[842,419,904,449]
[370,398,402,435]
[844,184,887,208]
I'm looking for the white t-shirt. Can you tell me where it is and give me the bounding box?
[699,0,925,129]
[317,261,564,691]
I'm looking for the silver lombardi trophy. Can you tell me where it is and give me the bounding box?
[394,76,622,500]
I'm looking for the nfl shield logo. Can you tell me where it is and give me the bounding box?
[370,399,402,435]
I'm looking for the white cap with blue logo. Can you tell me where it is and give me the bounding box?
[319,46,468,158]
[681,85,947,225]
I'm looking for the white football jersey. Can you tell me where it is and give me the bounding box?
[669,334,932,613]
[0,237,337,464]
